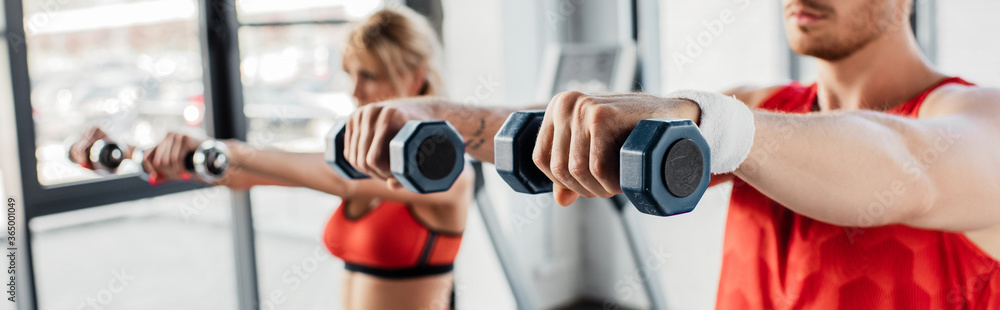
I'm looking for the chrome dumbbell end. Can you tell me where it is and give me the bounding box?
[190,140,230,183]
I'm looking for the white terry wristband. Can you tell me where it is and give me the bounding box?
[664,90,755,174]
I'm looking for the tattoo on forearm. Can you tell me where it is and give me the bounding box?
[464,118,487,151]
[465,138,485,151]
[472,118,485,137]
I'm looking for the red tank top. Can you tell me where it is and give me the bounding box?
[717,77,1000,309]
[323,199,462,276]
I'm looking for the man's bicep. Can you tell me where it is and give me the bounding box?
[928,87,1000,147]
[919,85,1000,119]
[907,87,1000,231]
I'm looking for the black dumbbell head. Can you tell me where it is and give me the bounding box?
[494,111,552,194]
[89,139,125,171]
[389,120,465,194]
[620,118,711,217]
[325,118,370,180]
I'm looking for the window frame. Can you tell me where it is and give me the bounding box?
[4,0,389,308]
[5,0,252,308]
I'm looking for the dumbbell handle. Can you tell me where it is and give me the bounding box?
[73,140,229,184]
[130,150,196,173]
[133,141,230,183]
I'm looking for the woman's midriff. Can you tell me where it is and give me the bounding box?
[342,271,454,310]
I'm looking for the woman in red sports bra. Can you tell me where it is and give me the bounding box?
[71,7,471,310]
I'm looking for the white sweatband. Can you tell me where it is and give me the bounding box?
[664,90,754,174]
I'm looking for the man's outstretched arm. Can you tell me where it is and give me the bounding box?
[341,96,544,179]
[531,86,1000,232]
[736,85,1000,231]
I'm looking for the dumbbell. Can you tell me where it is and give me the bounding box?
[134,140,230,184]
[73,139,230,184]
[82,139,127,173]
[325,119,465,194]
[494,110,711,216]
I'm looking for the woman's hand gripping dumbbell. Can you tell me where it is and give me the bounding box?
[70,128,230,185]
[326,118,465,194]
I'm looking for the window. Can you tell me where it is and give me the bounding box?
[16,0,240,308]
[239,24,354,151]
[936,0,1000,86]
[660,0,787,92]
[24,0,208,186]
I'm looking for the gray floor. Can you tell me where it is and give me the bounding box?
[29,187,346,310]
[26,185,514,310]
[33,215,241,309]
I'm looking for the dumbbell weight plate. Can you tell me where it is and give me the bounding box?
[89,139,125,172]
[325,118,370,179]
[620,118,711,217]
[190,140,230,183]
[389,120,465,194]
[494,111,552,194]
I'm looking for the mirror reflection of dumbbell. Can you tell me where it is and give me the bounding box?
[494,110,711,216]
[325,119,465,194]
[73,139,231,185]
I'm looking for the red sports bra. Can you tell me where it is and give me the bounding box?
[323,199,463,279]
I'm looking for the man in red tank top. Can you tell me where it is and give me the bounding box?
[524,0,1000,308]
[338,0,1000,308]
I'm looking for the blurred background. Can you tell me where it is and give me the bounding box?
[0,0,998,309]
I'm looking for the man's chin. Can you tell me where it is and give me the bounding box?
[799,48,855,61]
[789,37,848,61]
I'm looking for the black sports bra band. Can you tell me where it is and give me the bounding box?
[344,263,454,279]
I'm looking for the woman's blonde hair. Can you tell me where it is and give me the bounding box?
[344,6,445,97]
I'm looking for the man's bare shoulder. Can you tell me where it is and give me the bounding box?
[721,85,788,109]
[920,83,1000,119]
